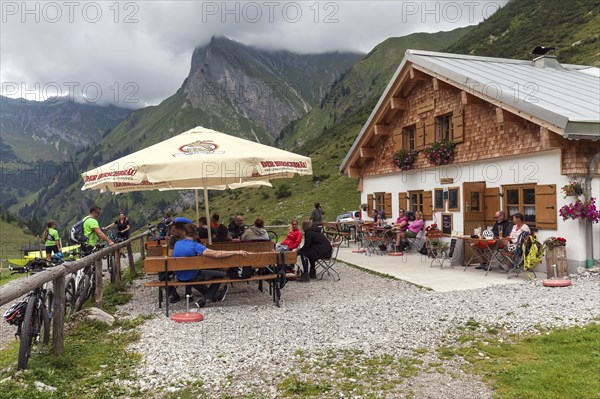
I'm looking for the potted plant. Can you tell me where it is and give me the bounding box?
[559,197,600,224]
[392,149,420,171]
[561,180,584,198]
[543,236,567,277]
[360,203,368,211]
[423,140,455,165]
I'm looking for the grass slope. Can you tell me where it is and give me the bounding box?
[446,0,600,66]
[278,27,475,151]
[0,220,38,259]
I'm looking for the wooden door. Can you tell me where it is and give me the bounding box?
[463,181,486,262]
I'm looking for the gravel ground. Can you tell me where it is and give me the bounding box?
[119,262,600,398]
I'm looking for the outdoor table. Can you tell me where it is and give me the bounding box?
[460,235,508,275]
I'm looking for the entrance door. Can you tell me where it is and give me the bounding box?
[463,181,486,263]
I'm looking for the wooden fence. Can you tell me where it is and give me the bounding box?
[0,230,149,355]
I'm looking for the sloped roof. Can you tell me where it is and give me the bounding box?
[341,50,600,173]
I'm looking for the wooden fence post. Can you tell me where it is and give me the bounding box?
[127,243,135,276]
[52,276,65,355]
[114,250,122,289]
[140,238,145,262]
[94,259,103,307]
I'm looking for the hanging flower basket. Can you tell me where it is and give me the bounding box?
[423,141,455,165]
[561,180,584,198]
[559,197,600,223]
[392,149,420,171]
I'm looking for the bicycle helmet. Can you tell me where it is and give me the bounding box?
[52,252,65,263]
[3,300,28,325]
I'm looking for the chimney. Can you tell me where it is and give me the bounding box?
[533,54,565,70]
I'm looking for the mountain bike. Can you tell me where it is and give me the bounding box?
[3,260,54,369]
[72,243,105,312]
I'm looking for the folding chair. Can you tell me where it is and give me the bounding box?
[501,232,539,279]
[426,231,456,269]
[316,236,341,281]
[404,228,425,253]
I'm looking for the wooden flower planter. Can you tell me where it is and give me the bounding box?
[545,246,567,278]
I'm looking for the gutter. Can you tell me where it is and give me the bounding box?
[584,151,600,268]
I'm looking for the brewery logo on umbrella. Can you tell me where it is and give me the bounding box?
[174,140,224,157]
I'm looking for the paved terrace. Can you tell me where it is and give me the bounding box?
[336,246,546,291]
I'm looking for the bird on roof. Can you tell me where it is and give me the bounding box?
[531,46,556,56]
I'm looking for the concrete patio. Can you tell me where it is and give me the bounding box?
[336,246,545,291]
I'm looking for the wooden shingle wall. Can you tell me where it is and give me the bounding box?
[361,78,600,177]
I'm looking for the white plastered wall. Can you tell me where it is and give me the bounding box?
[361,149,600,272]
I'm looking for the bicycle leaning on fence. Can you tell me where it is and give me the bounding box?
[3,259,55,370]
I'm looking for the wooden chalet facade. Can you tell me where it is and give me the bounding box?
[341,50,600,272]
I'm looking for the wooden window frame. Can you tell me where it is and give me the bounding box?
[403,124,416,151]
[448,187,460,211]
[503,184,537,227]
[435,113,454,142]
[408,190,424,214]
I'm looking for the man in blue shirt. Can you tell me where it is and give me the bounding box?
[172,222,248,307]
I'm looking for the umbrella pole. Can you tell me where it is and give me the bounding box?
[203,187,211,245]
[195,189,200,226]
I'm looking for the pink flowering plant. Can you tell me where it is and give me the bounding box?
[423,140,455,165]
[393,149,420,171]
[559,197,600,223]
[561,180,584,197]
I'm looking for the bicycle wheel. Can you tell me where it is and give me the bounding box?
[64,277,76,316]
[108,254,115,283]
[45,288,54,321]
[75,274,90,312]
[18,295,37,370]
[39,303,50,345]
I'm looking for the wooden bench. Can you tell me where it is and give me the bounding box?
[323,222,352,247]
[146,240,274,257]
[143,251,297,316]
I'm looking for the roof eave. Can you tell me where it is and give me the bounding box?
[564,121,600,141]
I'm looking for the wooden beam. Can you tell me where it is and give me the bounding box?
[409,66,428,81]
[390,97,408,110]
[348,167,361,178]
[360,147,375,159]
[461,90,469,105]
[496,107,504,124]
[540,126,565,148]
[374,124,392,137]
[432,77,439,91]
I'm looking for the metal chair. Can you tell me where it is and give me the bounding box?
[404,228,425,253]
[426,231,456,269]
[315,236,342,281]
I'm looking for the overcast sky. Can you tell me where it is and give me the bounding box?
[1,1,509,108]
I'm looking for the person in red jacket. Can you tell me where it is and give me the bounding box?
[276,219,302,252]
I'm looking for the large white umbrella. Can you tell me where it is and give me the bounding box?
[81,126,312,243]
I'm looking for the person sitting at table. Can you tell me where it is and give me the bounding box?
[276,219,302,252]
[210,213,220,230]
[172,223,248,308]
[163,216,194,304]
[472,210,513,270]
[297,220,332,282]
[395,211,424,249]
[492,210,512,239]
[508,212,530,244]
[392,208,409,250]
[213,224,232,242]
[197,216,217,239]
[241,217,270,241]
[228,214,245,239]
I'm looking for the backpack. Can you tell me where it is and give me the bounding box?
[70,217,90,244]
